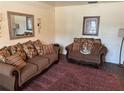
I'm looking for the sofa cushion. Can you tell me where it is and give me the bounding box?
[20,63,38,85]
[27,55,49,71]
[22,41,37,59]
[42,44,55,55]
[6,54,26,70]
[8,43,26,60]
[42,53,58,64]
[69,51,99,63]
[33,40,43,55]
[0,47,10,62]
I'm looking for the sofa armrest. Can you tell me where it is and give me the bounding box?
[0,62,19,90]
[0,62,19,77]
[98,45,107,64]
[53,45,60,54]
[65,43,73,52]
[65,43,73,59]
[53,44,60,61]
[99,45,107,56]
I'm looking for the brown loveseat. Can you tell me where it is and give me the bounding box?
[0,40,60,91]
[66,38,107,67]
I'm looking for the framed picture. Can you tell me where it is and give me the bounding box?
[26,17,33,30]
[83,16,100,36]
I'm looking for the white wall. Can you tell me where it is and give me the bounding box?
[55,2,124,64]
[0,1,55,48]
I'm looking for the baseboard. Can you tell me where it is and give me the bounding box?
[105,61,119,65]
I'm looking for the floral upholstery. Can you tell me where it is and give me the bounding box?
[22,41,37,59]
[72,42,81,51]
[92,43,103,55]
[8,43,26,60]
[33,40,43,55]
[0,47,11,62]
[42,44,55,55]
[81,39,94,54]
[73,38,94,54]
[74,38,81,43]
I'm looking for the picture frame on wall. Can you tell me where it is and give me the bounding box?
[83,16,100,36]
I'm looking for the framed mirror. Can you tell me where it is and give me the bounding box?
[7,11,34,40]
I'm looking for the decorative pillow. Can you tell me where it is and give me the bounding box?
[81,40,94,54]
[33,40,43,55]
[6,54,26,70]
[72,42,81,51]
[42,44,55,55]
[8,43,26,60]
[22,41,37,59]
[0,47,10,62]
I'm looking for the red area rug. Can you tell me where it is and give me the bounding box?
[23,61,121,91]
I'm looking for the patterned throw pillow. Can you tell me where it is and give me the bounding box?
[0,47,10,62]
[72,42,81,51]
[81,40,94,54]
[6,54,26,70]
[22,41,37,58]
[8,43,26,60]
[33,40,43,55]
[42,44,55,55]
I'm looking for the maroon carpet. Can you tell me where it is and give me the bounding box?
[23,61,121,91]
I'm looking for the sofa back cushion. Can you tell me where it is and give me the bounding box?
[74,38,81,43]
[74,38,101,44]
[94,39,101,44]
[92,43,103,54]
[42,44,55,55]
[0,47,10,62]
[72,42,81,51]
[6,54,26,70]
[22,41,37,59]
[8,43,26,60]
[33,40,43,55]
[73,38,101,52]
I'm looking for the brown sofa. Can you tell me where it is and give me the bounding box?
[0,41,60,91]
[66,38,107,67]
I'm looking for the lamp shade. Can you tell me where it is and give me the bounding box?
[118,28,124,37]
